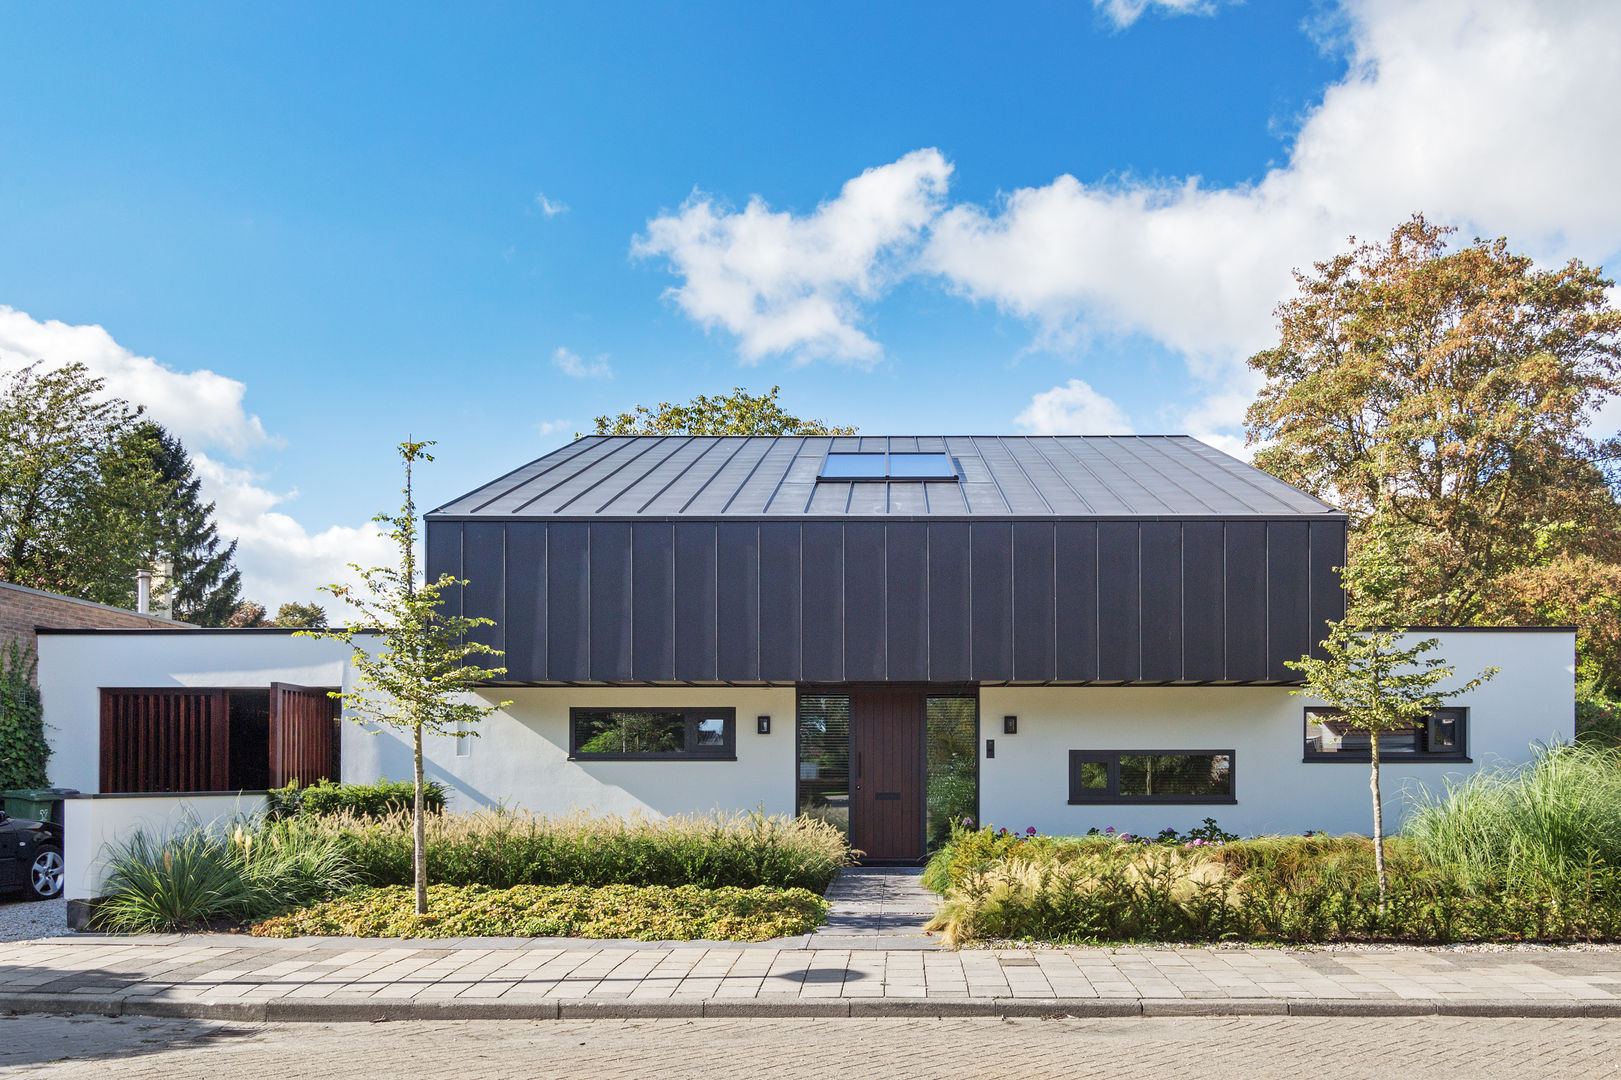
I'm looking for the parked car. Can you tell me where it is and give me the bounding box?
[0,810,64,900]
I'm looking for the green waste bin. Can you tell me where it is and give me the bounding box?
[0,788,77,826]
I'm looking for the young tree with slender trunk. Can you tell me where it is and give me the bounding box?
[1288,617,1495,913]
[303,440,508,914]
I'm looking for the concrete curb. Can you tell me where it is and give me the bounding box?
[6,992,1621,1022]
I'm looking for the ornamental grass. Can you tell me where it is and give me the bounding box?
[301,806,855,893]
[250,882,827,941]
[925,745,1621,946]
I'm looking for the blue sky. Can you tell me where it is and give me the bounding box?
[2,1,1618,605]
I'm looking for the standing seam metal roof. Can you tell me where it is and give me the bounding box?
[427,435,1344,519]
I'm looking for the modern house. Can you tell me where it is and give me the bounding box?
[39,436,1573,879]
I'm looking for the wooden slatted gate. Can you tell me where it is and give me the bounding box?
[269,682,336,788]
[99,688,230,793]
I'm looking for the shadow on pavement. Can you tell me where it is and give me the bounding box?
[0,1012,259,1069]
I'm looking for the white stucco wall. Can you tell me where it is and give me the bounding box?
[38,626,1575,850]
[63,793,269,902]
[980,630,1575,838]
[37,631,355,793]
[341,686,798,818]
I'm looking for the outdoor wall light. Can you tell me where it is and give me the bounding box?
[1003,715,1018,735]
[985,738,995,759]
[757,715,771,735]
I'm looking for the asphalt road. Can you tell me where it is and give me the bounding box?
[4,1013,1621,1078]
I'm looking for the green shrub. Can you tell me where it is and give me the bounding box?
[251,882,827,941]
[94,817,355,932]
[1576,684,1621,747]
[268,778,446,819]
[0,641,47,790]
[305,807,853,893]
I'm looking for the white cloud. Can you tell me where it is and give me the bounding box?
[192,453,394,607]
[1015,379,1134,435]
[551,346,612,379]
[634,148,952,365]
[534,192,569,217]
[0,306,270,453]
[0,305,390,609]
[638,2,1621,445]
[535,419,573,437]
[1093,0,1222,30]
[925,0,1621,393]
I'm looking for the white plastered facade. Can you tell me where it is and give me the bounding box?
[38,628,1573,846]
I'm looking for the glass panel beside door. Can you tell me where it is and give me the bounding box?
[925,697,978,850]
[796,695,851,837]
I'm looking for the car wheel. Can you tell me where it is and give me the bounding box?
[29,846,64,900]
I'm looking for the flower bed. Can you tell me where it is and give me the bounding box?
[250,883,827,941]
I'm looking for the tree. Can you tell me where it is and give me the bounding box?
[1288,619,1496,913]
[0,641,47,790]
[228,601,270,628]
[137,422,242,626]
[592,385,856,436]
[274,602,328,628]
[1246,215,1621,634]
[302,440,508,914]
[0,362,167,605]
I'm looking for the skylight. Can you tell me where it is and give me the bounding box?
[818,451,958,482]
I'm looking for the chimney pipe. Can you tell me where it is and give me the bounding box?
[136,569,152,615]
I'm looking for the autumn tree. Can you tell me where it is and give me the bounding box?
[1246,215,1621,680]
[303,441,508,914]
[593,385,856,436]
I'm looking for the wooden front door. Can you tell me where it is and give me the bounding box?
[849,690,925,862]
[268,683,337,788]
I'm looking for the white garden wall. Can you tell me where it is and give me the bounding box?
[980,630,1575,838]
[62,792,269,902]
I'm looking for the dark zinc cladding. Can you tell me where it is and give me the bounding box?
[425,436,1349,686]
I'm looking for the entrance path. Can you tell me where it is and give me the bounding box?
[8,932,1621,1021]
[810,867,942,949]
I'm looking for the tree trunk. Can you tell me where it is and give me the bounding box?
[1370,728,1388,918]
[413,724,428,916]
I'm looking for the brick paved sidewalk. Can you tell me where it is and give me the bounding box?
[5,936,1621,1021]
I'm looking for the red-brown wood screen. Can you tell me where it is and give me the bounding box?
[99,689,229,794]
[269,683,336,788]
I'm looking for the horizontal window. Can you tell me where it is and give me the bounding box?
[1069,750,1234,804]
[817,451,958,482]
[1304,707,1468,761]
[569,708,736,760]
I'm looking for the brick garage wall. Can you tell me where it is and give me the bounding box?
[0,582,183,671]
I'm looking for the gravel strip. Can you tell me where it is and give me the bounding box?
[0,897,70,942]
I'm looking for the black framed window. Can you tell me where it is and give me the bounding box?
[1068,750,1234,804]
[1304,707,1468,762]
[570,707,736,760]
